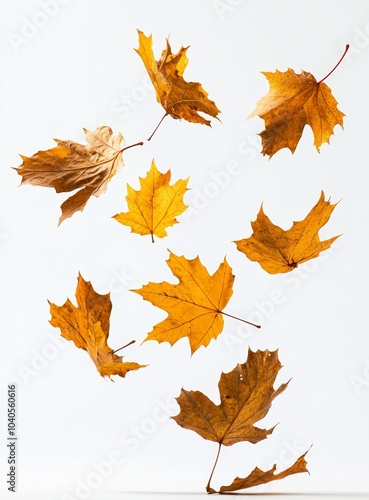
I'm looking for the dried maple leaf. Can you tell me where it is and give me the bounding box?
[49,273,145,380]
[113,160,189,242]
[172,349,301,492]
[135,30,220,137]
[234,191,341,274]
[15,126,141,224]
[219,451,310,492]
[249,45,349,157]
[132,251,259,355]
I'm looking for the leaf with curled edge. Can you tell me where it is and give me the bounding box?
[136,30,220,129]
[15,126,138,224]
[49,273,146,380]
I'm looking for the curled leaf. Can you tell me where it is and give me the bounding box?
[49,273,146,379]
[15,126,126,224]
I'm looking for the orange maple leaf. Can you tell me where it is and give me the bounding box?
[15,126,141,224]
[49,273,146,380]
[136,30,220,136]
[234,191,341,274]
[172,349,308,493]
[113,160,189,242]
[132,251,258,355]
[249,46,349,157]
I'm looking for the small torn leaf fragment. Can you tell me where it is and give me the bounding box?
[249,46,348,157]
[15,126,127,224]
[219,451,310,492]
[136,30,220,128]
[234,191,340,274]
[49,273,146,380]
[113,160,189,242]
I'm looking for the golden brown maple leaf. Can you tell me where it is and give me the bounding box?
[15,126,132,224]
[49,273,145,380]
[249,46,349,157]
[234,191,340,274]
[173,349,297,492]
[132,251,258,355]
[135,30,220,128]
[113,160,188,242]
[219,451,309,492]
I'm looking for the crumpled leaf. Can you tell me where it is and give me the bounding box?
[49,273,145,379]
[219,451,310,492]
[15,126,125,224]
[136,30,220,125]
[132,251,235,355]
[234,191,340,274]
[113,160,189,242]
[249,50,347,157]
[172,349,288,445]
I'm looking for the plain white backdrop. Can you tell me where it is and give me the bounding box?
[1,0,369,498]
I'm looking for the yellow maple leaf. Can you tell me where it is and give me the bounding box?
[113,160,188,242]
[234,191,341,274]
[132,251,258,355]
[15,126,141,224]
[135,30,220,133]
[49,273,146,379]
[249,46,349,157]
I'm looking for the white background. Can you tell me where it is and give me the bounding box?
[1,0,369,498]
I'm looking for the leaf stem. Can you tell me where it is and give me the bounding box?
[112,340,136,354]
[122,141,144,152]
[318,44,349,84]
[206,442,222,493]
[147,113,168,141]
[221,311,261,329]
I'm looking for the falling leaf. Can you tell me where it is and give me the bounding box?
[132,251,258,355]
[49,273,145,379]
[172,349,294,492]
[135,30,220,130]
[219,451,310,492]
[249,46,349,157]
[15,126,137,224]
[113,160,189,242]
[234,191,340,274]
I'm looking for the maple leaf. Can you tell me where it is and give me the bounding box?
[219,451,310,492]
[132,251,259,355]
[234,191,341,274]
[49,273,146,380]
[249,45,349,157]
[135,30,220,138]
[15,126,142,224]
[172,349,296,492]
[113,160,189,242]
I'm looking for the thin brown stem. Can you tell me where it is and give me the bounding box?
[112,340,136,354]
[221,311,261,329]
[318,44,349,83]
[122,141,144,152]
[147,113,168,141]
[206,442,222,493]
